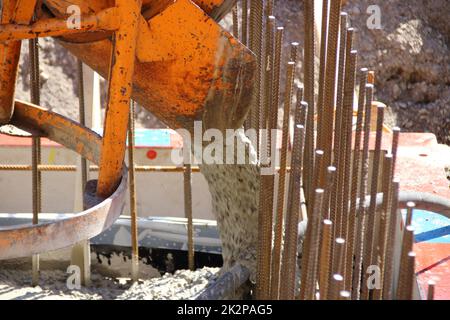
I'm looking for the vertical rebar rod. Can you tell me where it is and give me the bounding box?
[232,3,239,39]
[321,166,336,221]
[397,226,415,300]
[256,177,272,300]
[330,14,348,234]
[303,0,316,206]
[339,291,351,300]
[262,16,275,135]
[332,238,346,276]
[319,219,333,299]
[316,0,329,150]
[361,104,385,300]
[300,188,325,300]
[334,29,354,242]
[77,60,88,190]
[338,49,357,280]
[241,0,248,46]
[299,150,323,300]
[270,61,296,299]
[391,127,400,178]
[183,150,195,271]
[128,100,139,281]
[345,68,368,293]
[255,25,282,300]
[352,84,374,299]
[382,179,400,300]
[29,37,41,287]
[398,251,416,300]
[318,0,342,189]
[406,202,415,227]
[290,42,300,63]
[427,281,436,300]
[271,26,284,129]
[279,124,306,300]
[373,154,393,299]
[251,0,264,155]
[328,274,344,300]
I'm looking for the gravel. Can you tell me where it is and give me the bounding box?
[0,253,219,300]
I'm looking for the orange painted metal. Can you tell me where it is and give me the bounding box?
[0,7,120,41]
[0,100,128,260]
[57,0,255,133]
[0,0,37,124]
[96,0,142,198]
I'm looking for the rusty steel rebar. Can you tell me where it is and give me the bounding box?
[406,201,415,227]
[352,84,374,299]
[338,48,357,288]
[251,0,264,155]
[334,30,354,243]
[391,127,401,179]
[128,100,140,281]
[382,179,400,300]
[0,164,301,173]
[255,25,281,300]
[270,61,296,299]
[279,123,306,300]
[328,274,344,300]
[339,290,351,300]
[316,0,329,149]
[397,225,416,300]
[330,14,349,235]
[77,60,88,190]
[29,36,41,287]
[372,154,393,299]
[321,166,336,221]
[262,15,275,141]
[241,0,248,46]
[332,238,346,277]
[398,251,417,300]
[232,3,239,39]
[311,150,325,214]
[256,172,273,300]
[345,68,369,293]
[183,149,195,272]
[361,103,385,300]
[297,90,307,126]
[427,281,436,300]
[300,188,325,300]
[319,219,333,299]
[303,0,316,206]
[318,0,342,189]
[290,41,300,64]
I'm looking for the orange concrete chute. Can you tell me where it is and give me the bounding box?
[53,0,255,132]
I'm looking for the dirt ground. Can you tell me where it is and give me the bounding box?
[14,0,450,144]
